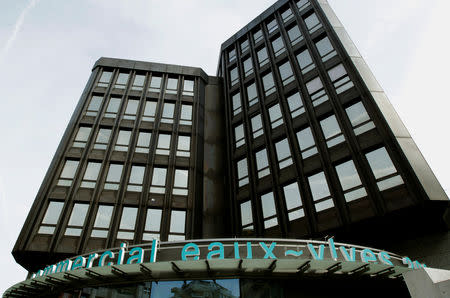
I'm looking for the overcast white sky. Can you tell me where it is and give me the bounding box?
[1,0,449,293]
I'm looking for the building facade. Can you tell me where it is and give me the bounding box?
[6,0,450,297]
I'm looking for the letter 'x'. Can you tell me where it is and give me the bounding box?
[259,242,277,259]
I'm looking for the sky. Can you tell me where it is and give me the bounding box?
[0,0,449,293]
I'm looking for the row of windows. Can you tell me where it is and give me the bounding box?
[85,94,193,125]
[38,202,186,241]
[239,146,404,231]
[234,100,375,154]
[97,70,195,96]
[230,61,353,123]
[73,125,191,157]
[228,0,315,63]
[58,160,189,196]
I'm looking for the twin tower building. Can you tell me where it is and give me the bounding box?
[10,0,449,296]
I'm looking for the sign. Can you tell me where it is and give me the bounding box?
[31,238,426,279]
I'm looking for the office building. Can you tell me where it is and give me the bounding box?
[6,0,449,297]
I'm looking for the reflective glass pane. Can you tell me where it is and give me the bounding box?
[241,201,253,226]
[94,205,113,228]
[117,130,131,145]
[328,64,347,81]
[106,97,121,113]
[256,149,269,170]
[366,147,397,179]
[167,78,178,90]
[345,102,370,126]
[87,96,102,111]
[68,204,89,226]
[137,132,151,147]
[237,159,248,179]
[163,103,175,118]
[174,169,188,188]
[83,162,101,180]
[75,127,91,142]
[335,160,362,191]
[129,165,145,184]
[308,172,331,201]
[170,210,186,233]
[320,115,341,139]
[144,101,157,116]
[177,136,190,151]
[316,37,333,57]
[275,139,291,160]
[145,209,162,231]
[150,76,162,89]
[119,207,137,229]
[181,105,192,120]
[125,100,139,115]
[158,134,171,149]
[96,128,111,143]
[261,192,276,217]
[42,201,64,224]
[297,127,315,150]
[283,182,302,209]
[184,79,194,92]
[152,168,167,186]
[106,164,123,182]
[116,73,129,85]
[99,71,112,83]
[133,75,145,87]
[61,160,79,179]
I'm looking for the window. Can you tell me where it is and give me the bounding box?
[275,138,293,169]
[365,147,404,191]
[287,92,305,119]
[243,58,253,77]
[57,160,79,186]
[104,163,123,190]
[81,161,101,188]
[234,124,245,148]
[180,104,193,125]
[240,39,249,53]
[86,95,103,116]
[296,0,310,11]
[296,127,318,159]
[176,135,190,157]
[251,114,264,138]
[143,100,157,122]
[117,207,138,240]
[308,172,334,212]
[315,36,336,62]
[97,70,112,87]
[143,209,162,241]
[228,48,236,63]
[267,19,278,34]
[38,201,64,234]
[257,47,269,67]
[320,115,345,148]
[149,75,162,93]
[232,92,242,115]
[240,201,253,231]
[161,102,175,124]
[123,99,139,120]
[272,36,285,57]
[261,192,278,229]
[183,79,194,96]
[150,167,167,194]
[256,148,270,178]
[166,78,178,94]
[115,73,129,89]
[296,48,315,74]
[262,72,276,96]
[136,131,152,153]
[335,160,367,203]
[281,7,294,23]
[73,126,91,148]
[173,169,188,196]
[306,76,329,106]
[127,165,145,192]
[246,83,259,106]
[169,210,186,241]
[91,205,113,238]
[65,203,89,236]
[278,61,295,86]
[287,26,303,46]
[268,104,283,129]
[230,67,239,86]
[156,133,171,155]
[94,128,111,150]
[304,13,321,34]
[104,97,121,118]
[114,130,132,151]
[237,158,249,187]
[327,63,354,94]
[283,182,304,221]
[345,102,375,135]
[253,29,263,44]
[132,74,145,91]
